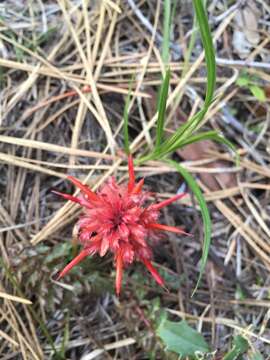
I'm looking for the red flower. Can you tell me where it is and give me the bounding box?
[53,156,188,295]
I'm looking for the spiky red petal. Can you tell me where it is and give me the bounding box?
[128,155,135,193]
[115,252,123,296]
[57,248,91,279]
[152,192,186,210]
[142,258,165,287]
[52,190,82,205]
[147,223,191,236]
[67,176,98,201]
[132,178,144,194]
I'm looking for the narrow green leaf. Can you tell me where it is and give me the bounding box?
[123,75,134,155]
[154,0,216,157]
[174,130,228,147]
[162,0,171,64]
[167,160,211,296]
[157,318,209,356]
[157,108,207,156]
[170,0,178,32]
[170,131,238,158]
[250,351,264,360]
[155,69,171,148]
[223,335,249,360]
[192,0,216,107]
[60,313,70,358]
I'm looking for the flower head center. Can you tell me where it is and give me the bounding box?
[113,213,123,227]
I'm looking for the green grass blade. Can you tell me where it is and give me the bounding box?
[155,0,216,157]
[167,160,211,296]
[155,68,171,149]
[168,130,218,150]
[162,0,171,64]
[123,75,134,155]
[193,0,216,107]
[153,108,207,157]
[169,131,237,153]
[60,313,70,358]
[175,131,240,166]
[170,0,178,30]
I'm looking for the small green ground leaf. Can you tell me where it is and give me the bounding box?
[236,75,250,87]
[45,243,72,263]
[223,335,249,360]
[249,85,266,102]
[157,318,209,356]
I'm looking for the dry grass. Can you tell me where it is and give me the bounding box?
[0,1,270,359]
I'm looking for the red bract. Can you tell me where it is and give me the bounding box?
[53,156,188,295]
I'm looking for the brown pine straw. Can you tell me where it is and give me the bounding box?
[1,0,270,358]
